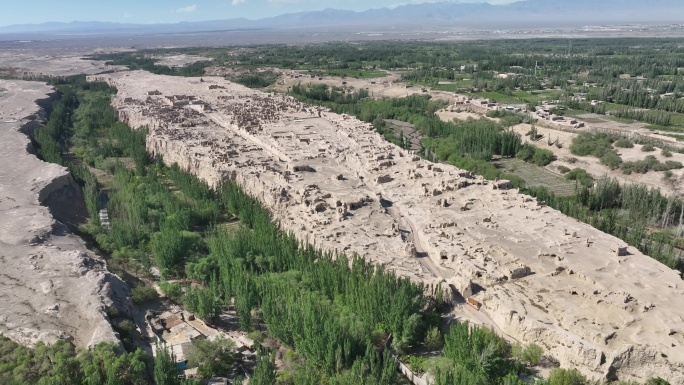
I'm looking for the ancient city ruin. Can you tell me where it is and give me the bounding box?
[90,71,684,383]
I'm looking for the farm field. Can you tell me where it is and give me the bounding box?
[492,158,578,196]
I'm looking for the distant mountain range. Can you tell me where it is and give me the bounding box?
[1,0,683,35]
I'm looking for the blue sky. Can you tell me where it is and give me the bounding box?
[0,0,516,26]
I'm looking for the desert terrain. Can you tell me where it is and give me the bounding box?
[0,48,128,78]
[0,80,131,347]
[90,70,684,383]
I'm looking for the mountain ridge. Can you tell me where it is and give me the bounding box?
[1,0,682,35]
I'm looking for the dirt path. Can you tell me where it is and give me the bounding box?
[400,208,446,279]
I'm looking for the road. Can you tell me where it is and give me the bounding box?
[400,208,445,279]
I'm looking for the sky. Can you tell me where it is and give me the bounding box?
[0,0,518,27]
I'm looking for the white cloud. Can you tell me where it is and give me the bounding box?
[175,4,198,13]
[232,0,247,5]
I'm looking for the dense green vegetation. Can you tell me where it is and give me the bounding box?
[93,39,684,135]
[0,336,149,385]
[515,144,556,167]
[564,168,594,187]
[432,322,518,385]
[96,39,684,131]
[232,71,279,88]
[37,73,661,384]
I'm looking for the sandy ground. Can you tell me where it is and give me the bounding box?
[0,80,130,348]
[437,110,491,122]
[91,70,684,383]
[509,124,684,196]
[0,48,128,78]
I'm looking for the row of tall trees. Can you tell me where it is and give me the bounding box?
[90,53,209,77]
[32,88,78,165]
[26,79,220,383]
[612,108,672,126]
[184,182,452,382]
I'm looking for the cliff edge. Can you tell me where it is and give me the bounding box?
[0,80,131,348]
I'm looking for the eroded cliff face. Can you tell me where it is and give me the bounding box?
[485,291,684,383]
[97,71,684,384]
[0,80,131,348]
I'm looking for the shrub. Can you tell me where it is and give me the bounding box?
[652,162,669,172]
[515,146,535,162]
[131,285,159,304]
[532,147,556,166]
[115,319,137,338]
[424,327,444,351]
[632,160,651,173]
[521,343,544,366]
[645,377,671,385]
[557,165,571,174]
[512,342,543,366]
[570,132,617,158]
[621,161,635,174]
[614,138,634,148]
[408,356,428,375]
[248,330,266,344]
[548,368,587,385]
[600,151,623,170]
[565,168,594,187]
[620,157,680,174]
[188,337,237,378]
[662,148,673,157]
[665,160,683,170]
[644,155,660,167]
[642,143,656,152]
[517,144,555,166]
[159,281,183,302]
[566,157,578,164]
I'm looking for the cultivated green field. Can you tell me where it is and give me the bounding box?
[493,158,578,196]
